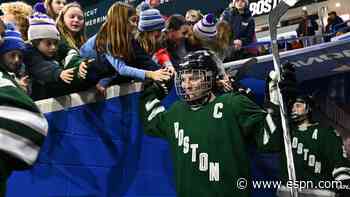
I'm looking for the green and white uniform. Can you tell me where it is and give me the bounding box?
[281,123,350,186]
[140,83,281,197]
[0,66,48,195]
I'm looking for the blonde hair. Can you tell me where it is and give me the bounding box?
[0,1,32,41]
[135,31,158,55]
[95,2,135,61]
[56,2,86,50]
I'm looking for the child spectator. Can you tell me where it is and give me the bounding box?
[0,1,32,41]
[161,14,190,67]
[56,2,92,91]
[189,14,233,91]
[135,5,175,75]
[45,0,66,20]
[24,11,75,100]
[0,20,48,197]
[80,2,171,96]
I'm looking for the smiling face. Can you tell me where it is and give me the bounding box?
[63,6,84,35]
[1,50,23,73]
[176,69,213,102]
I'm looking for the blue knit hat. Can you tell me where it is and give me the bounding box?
[0,23,25,54]
[138,7,165,32]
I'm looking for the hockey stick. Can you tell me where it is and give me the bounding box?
[269,1,299,197]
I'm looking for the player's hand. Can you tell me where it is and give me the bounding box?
[216,74,233,92]
[266,62,297,106]
[279,62,297,104]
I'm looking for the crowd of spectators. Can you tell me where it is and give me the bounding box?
[0,0,349,101]
[0,0,261,101]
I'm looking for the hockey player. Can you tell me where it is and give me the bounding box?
[291,96,350,196]
[267,70,350,196]
[140,50,290,197]
[0,24,48,196]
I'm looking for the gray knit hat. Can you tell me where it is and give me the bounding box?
[193,13,217,41]
[28,12,60,41]
[138,6,165,32]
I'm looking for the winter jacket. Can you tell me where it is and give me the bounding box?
[23,44,71,100]
[326,16,346,34]
[221,7,255,46]
[80,35,160,87]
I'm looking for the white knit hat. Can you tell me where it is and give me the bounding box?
[193,13,217,41]
[28,12,60,41]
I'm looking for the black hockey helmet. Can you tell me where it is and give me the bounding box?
[175,50,220,108]
[291,95,314,122]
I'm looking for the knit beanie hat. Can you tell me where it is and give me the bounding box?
[138,6,165,32]
[0,23,25,54]
[33,2,47,14]
[193,13,217,41]
[28,7,60,41]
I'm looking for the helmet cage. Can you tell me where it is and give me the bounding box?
[175,68,214,104]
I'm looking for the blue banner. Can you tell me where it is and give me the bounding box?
[224,39,350,83]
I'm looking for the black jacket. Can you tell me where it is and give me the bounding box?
[24,44,71,100]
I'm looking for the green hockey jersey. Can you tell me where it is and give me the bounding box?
[281,123,350,186]
[140,83,281,197]
[0,66,48,170]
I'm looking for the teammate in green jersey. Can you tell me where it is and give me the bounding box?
[0,23,48,196]
[288,96,350,196]
[140,50,289,197]
[267,68,350,196]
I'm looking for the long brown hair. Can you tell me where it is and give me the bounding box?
[56,2,86,50]
[95,2,135,61]
[216,20,233,51]
[135,31,158,55]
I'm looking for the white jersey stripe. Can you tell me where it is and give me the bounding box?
[0,106,48,136]
[0,128,40,165]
